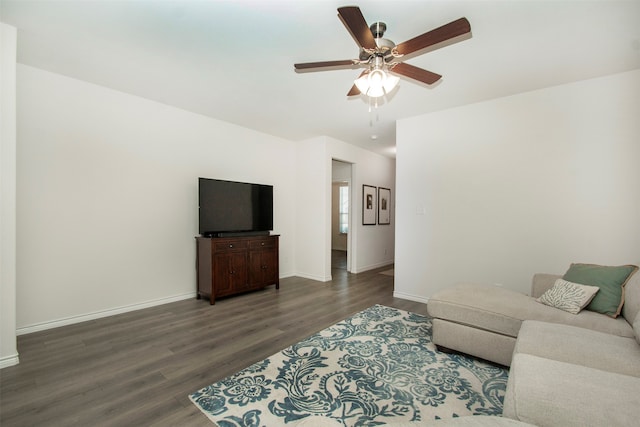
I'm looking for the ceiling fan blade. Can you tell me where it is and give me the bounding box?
[337,6,377,50]
[391,63,442,85]
[347,71,367,96]
[294,60,356,71]
[395,17,471,56]
[347,84,361,97]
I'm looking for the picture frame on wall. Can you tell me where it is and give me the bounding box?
[362,185,376,225]
[378,187,390,225]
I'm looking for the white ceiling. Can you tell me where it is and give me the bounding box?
[2,0,639,157]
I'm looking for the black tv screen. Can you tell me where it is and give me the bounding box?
[199,178,273,236]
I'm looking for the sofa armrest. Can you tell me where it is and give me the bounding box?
[530,273,561,298]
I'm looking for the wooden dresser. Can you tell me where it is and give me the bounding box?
[196,235,279,304]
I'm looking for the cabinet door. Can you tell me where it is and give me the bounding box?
[214,252,248,296]
[249,248,277,287]
[259,248,278,284]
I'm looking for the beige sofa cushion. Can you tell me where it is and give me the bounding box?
[427,284,634,339]
[530,273,560,298]
[503,353,640,427]
[515,320,640,377]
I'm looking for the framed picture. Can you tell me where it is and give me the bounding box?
[378,187,390,225]
[362,185,376,225]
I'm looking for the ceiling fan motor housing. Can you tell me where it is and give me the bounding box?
[359,21,395,60]
[371,22,395,51]
[370,22,386,38]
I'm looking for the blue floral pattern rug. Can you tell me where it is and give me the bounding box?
[190,305,508,426]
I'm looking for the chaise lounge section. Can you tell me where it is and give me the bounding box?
[427,268,638,366]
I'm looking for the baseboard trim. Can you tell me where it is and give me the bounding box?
[0,353,20,369]
[351,261,394,274]
[16,292,196,336]
[393,291,429,305]
[278,271,295,279]
[294,272,332,282]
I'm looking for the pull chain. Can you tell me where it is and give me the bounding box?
[368,97,381,127]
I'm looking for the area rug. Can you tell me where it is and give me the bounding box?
[190,305,508,426]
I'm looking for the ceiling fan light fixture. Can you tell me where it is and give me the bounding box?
[383,73,399,92]
[354,67,399,98]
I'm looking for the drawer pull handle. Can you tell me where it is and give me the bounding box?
[229,244,233,248]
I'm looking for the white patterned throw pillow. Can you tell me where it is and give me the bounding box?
[537,279,600,314]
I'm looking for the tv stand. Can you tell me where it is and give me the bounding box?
[196,234,279,305]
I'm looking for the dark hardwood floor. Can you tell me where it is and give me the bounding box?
[0,264,426,426]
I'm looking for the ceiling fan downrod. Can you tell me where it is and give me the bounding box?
[370,22,386,38]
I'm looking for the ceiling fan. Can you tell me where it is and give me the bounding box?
[294,6,471,98]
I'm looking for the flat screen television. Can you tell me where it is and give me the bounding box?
[199,178,273,237]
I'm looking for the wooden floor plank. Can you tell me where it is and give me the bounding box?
[0,259,426,426]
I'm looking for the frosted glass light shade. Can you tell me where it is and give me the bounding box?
[355,69,399,98]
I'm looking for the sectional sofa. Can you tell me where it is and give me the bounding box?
[428,263,640,426]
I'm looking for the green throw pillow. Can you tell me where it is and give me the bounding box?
[562,263,638,317]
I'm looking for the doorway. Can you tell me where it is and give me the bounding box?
[331,159,352,273]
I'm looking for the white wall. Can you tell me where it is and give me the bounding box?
[16,65,297,332]
[332,160,351,182]
[14,64,396,334]
[1,23,19,368]
[294,137,328,280]
[295,136,395,281]
[396,70,640,302]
